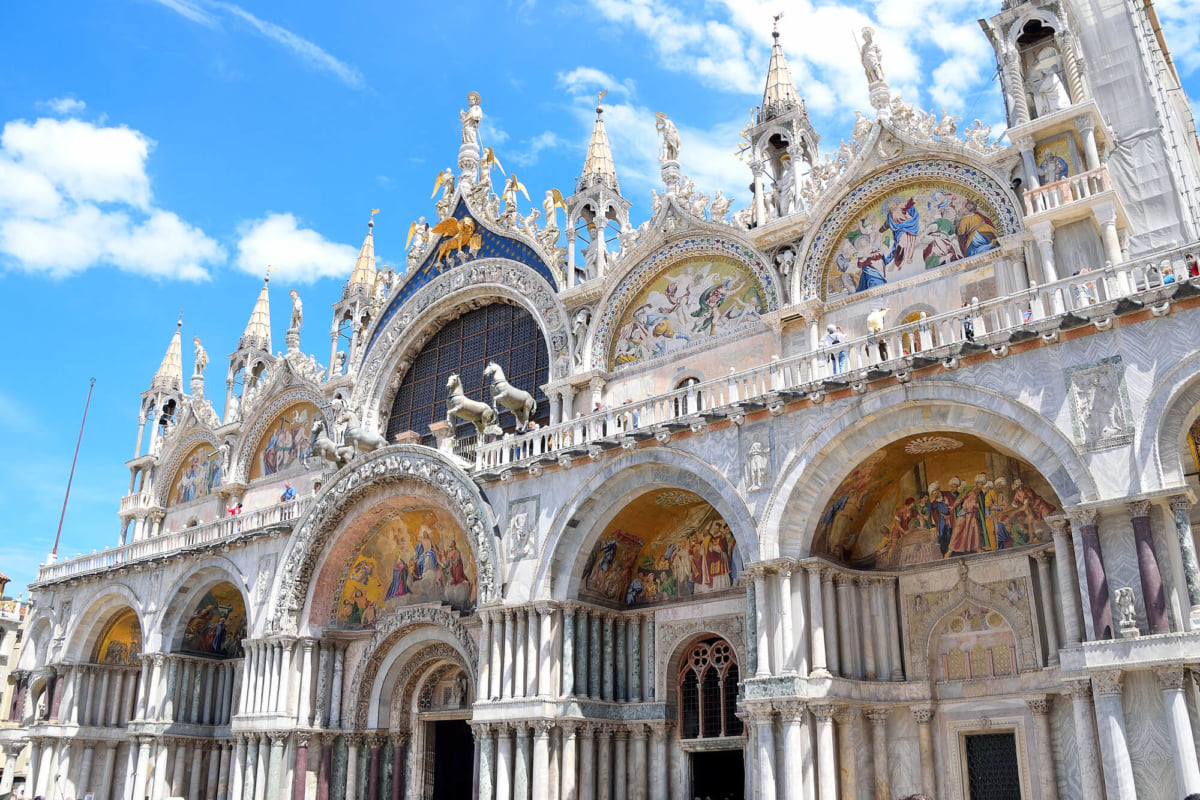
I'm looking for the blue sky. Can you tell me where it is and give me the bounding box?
[2,0,1199,593]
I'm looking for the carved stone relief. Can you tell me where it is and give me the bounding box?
[505,496,540,562]
[1065,356,1133,450]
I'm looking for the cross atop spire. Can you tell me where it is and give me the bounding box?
[239,272,272,353]
[150,316,184,391]
[348,211,378,289]
[578,94,620,193]
[759,14,803,123]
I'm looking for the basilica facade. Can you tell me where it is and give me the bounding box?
[8,0,1200,798]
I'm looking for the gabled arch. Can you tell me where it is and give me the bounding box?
[156,558,250,650]
[234,387,333,484]
[154,429,222,507]
[761,382,1096,560]
[61,585,144,663]
[537,448,759,602]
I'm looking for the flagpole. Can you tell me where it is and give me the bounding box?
[52,377,96,561]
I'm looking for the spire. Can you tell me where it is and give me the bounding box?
[760,15,802,123]
[239,272,272,353]
[579,93,620,193]
[348,211,378,288]
[151,316,184,391]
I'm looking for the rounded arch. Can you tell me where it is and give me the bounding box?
[61,585,144,663]
[537,448,759,601]
[234,387,333,484]
[762,382,1097,559]
[268,445,500,635]
[154,429,222,507]
[340,606,477,730]
[17,613,54,672]
[589,234,781,371]
[1006,9,1065,50]
[794,157,1022,302]
[156,558,250,650]
[353,259,571,430]
[1141,349,1200,490]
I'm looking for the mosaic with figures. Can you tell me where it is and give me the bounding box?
[94,609,142,665]
[169,444,222,506]
[813,434,1060,569]
[250,402,317,479]
[334,506,476,626]
[180,583,246,658]
[580,490,743,606]
[825,182,1001,298]
[609,256,765,369]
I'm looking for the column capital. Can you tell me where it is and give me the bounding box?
[832,704,858,725]
[558,720,579,736]
[1074,113,1096,134]
[390,730,411,746]
[629,722,648,741]
[593,724,613,740]
[1155,665,1188,691]
[864,706,890,725]
[294,733,312,749]
[612,726,630,742]
[741,704,774,724]
[1067,507,1100,527]
[1026,696,1050,716]
[368,732,389,749]
[345,733,365,747]
[1128,499,1152,519]
[1013,135,1036,151]
[269,731,289,746]
[533,601,556,616]
[910,705,933,725]
[835,572,856,588]
[774,699,807,721]
[647,721,674,736]
[1169,494,1193,514]
[561,604,577,619]
[578,722,596,738]
[809,704,837,722]
[513,723,532,739]
[1092,669,1124,696]
[1066,681,1093,699]
[82,739,98,751]
[531,719,554,738]
[1048,516,1070,537]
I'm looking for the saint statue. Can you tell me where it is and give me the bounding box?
[460,91,482,147]
[861,27,885,85]
[193,337,209,376]
[655,112,680,164]
[1032,67,1070,117]
[289,289,303,331]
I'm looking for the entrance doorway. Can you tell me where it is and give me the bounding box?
[964,732,1021,799]
[689,749,744,800]
[430,719,474,800]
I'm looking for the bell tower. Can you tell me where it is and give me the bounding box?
[566,94,631,285]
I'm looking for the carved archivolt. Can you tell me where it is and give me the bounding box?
[154,429,222,507]
[267,446,499,635]
[234,387,333,483]
[343,608,475,730]
[352,259,571,426]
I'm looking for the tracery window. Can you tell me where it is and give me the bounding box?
[678,637,742,739]
[386,303,549,444]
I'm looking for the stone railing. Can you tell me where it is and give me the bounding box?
[36,498,310,584]
[119,492,156,515]
[476,243,1199,474]
[1024,164,1112,215]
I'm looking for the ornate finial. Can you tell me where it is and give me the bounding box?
[264,265,274,284]
[370,208,380,228]
[597,90,607,113]
[177,311,183,328]
[773,11,783,36]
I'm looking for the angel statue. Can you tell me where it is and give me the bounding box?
[502,174,530,222]
[406,216,430,255]
[461,91,482,147]
[543,188,566,233]
[431,168,456,219]
[193,337,209,376]
[709,190,733,222]
[655,112,680,164]
[289,289,303,331]
[861,27,886,85]
[479,147,503,191]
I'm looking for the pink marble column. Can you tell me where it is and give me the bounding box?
[1074,509,1114,640]
[292,734,309,800]
[1129,500,1168,633]
[390,732,407,800]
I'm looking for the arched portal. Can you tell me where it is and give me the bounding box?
[667,635,746,800]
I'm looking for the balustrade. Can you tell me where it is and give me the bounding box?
[1024,164,1113,215]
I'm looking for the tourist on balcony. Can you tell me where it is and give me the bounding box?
[1186,253,1198,277]
[1163,265,1177,285]
[960,302,975,342]
[824,324,847,374]
[281,482,296,502]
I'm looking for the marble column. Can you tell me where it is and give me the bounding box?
[527,608,541,699]
[133,736,153,800]
[561,607,576,697]
[489,611,505,702]
[1067,683,1104,800]
[602,616,615,702]
[1092,671,1136,799]
[578,725,595,800]
[643,614,655,701]
[1026,698,1056,800]
[629,726,647,800]
[821,570,839,676]
[804,567,827,675]
[497,724,514,800]
[613,729,628,800]
[514,725,532,800]
[865,708,889,800]
[649,724,668,800]
[1074,509,1114,640]
[615,618,628,701]
[1168,496,1200,628]
[294,735,310,800]
[1156,667,1200,797]
[575,610,589,699]
[366,736,382,800]
[589,614,602,700]
[539,605,554,698]
[531,722,552,800]
[100,741,119,800]
[811,705,838,800]
[560,723,579,800]
[1130,500,1169,633]
[780,702,805,800]
[857,579,877,680]
[514,610,528,700]
[78,741,97,800]
[219,742,233,800]
[1050,520,1084,645]
[243,735,260,800]
[299,641,316,726]
[779,567,796,674]
[503,612,517,700]
[189,743,206,800]
[238,647,254,716]
[753,570,771,677]
[390,733,407,800]
[752,711,777,800]
[1032,552,1061,665]
[835,575,856,677]
[163,657,178,722]
[330,646,345,729]
[231,736,248,800]
[628,614,641,701]
[911,707,935,800]
[170,738,189,798]
[317,735,332,800]
[206,743,221,800]
[596,727,612,800]
[97,668,114,725]
[255,736,269,800]
[478,611,493,701]
[883,579,903,680]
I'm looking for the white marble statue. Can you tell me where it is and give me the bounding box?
[861,27,886,85]
[543,188,565,233]
[572,308,591,367]
[746,441,771,491]
[461,91,482,147]
[193,337,208,376]
[1032,67,1070,117]
[501,174,529,223]
[709,190,732,222]
[1115,586,1137,631]
[655,112,680,164]
[289,290,303,331]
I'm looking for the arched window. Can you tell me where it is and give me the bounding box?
[673,377,704,417]
[677,637,742,739]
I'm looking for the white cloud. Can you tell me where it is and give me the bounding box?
[150,0,364,89]
[38,97,87,116]
[480,116,511,146]
[0,115,223,279]
[556,67,636,99]
[512,131,565,167]
[235,213,358,283]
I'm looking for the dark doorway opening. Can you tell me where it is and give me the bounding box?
[689,749,744,800]
[431,719,474,800]
[964,732,1021,799]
